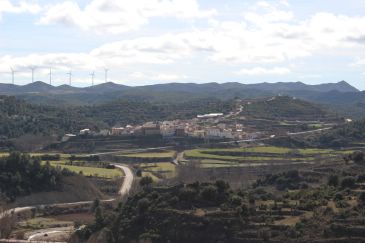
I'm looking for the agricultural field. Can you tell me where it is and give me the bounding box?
[184,146,359,169]
[51,163,123,178]
[46,161,124,178]
[121,151,176,158]
[139,162,176,180]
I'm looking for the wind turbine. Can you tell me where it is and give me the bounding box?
[104,68,109,83]
[30,66,36,83]
[10,67,15,85]
[90,71,95,86]
[66,71,72,86]
[49,68,52,85]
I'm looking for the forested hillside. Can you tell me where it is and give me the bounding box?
[0,96,101,138]
[240,96,331,120]
[0,153,67,202]
[83,98,234,126]
[0,96,234,139]
[270,119,365,148]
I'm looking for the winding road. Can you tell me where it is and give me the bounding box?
[0,165,134,242]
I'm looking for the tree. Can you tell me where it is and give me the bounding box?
[341,177,356,189]
[359,192,365,205]
[137,198,150,214]
[94,206,105,230]
[139,176,153,187]
[351,151,365,164]
[201,185,218,201]
[328,175,339,187]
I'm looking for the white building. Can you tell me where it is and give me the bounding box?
[206,128,233,139]
[62,133,76,142]
[79,129,90,135]
[197,113,224,119]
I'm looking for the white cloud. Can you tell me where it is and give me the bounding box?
[3,0,365,82]
[38,0,216,34]
[153,73,187,81]
[352,58,365,66]
[235,67,291,76]
[0,53,104,72]
[0,0,41,20]
[130,72,187,81]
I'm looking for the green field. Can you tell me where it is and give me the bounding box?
[121,151,175,158]
[140,162,176,179]
[47,161,124,178]
[183,146,345,169]
[185,146,335,158]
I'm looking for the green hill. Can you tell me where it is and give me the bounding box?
[240,96,332,120]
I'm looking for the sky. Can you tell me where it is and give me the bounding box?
[1,0,365,89]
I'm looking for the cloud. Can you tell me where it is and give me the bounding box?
[153,73,187,81]
[0,53,104,73]
[130,72,187,81]
[352,57,365,66]
[3,0,365,81]
[0,0,41,20]
[235,67,291,76]
[38,0,216,34]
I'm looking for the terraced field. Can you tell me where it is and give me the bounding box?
[184,146,357,169]
[121,151,176,158]
[139,162,176,180]
[45,161,124,178]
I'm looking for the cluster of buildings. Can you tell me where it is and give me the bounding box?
[63,113,256,142]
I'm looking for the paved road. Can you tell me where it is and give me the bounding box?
[113,164,133,196]
[26,226,74,242]
[0,165,133,242]
[21,165,134,242]
[286,127,331,135]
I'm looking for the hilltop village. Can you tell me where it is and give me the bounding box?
[66,112,252,141]
[63,97,344,144]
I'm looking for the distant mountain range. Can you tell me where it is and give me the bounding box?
[0,80,359,95]
[1,80,365,118]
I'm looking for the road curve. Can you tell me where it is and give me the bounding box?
[113,164,133,196]
[0,165,133,221]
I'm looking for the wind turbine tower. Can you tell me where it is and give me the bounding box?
[90,71,95,86]
[30,66,36,83]
[67,71,72,86]
[49,68,52,85]
[104,68,109,83]
[10,67,15,85]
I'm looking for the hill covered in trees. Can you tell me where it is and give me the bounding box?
[0,153,67,202]
[0,95,234,140]
[0,96,100,138]
[75,168,365,243]
[269,119,365,148]
[240,96,332,120]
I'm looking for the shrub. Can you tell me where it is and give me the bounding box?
[341,177,356,189]
[230,195,243,206]
[201,185,218,201]
[328,175,339,187]
[140,176,153,187]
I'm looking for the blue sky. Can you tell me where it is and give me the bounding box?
[1,0,365,90]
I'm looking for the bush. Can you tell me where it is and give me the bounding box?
[341,177,356,189]
[201,185,218,201]
[351,151,364,164]
[137,198,150,214]
[359,192,365,205]
[140,176,153,187]
[328,175,339,187]
[230,195,243,206]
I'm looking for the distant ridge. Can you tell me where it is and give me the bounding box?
[0,80,358,95]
